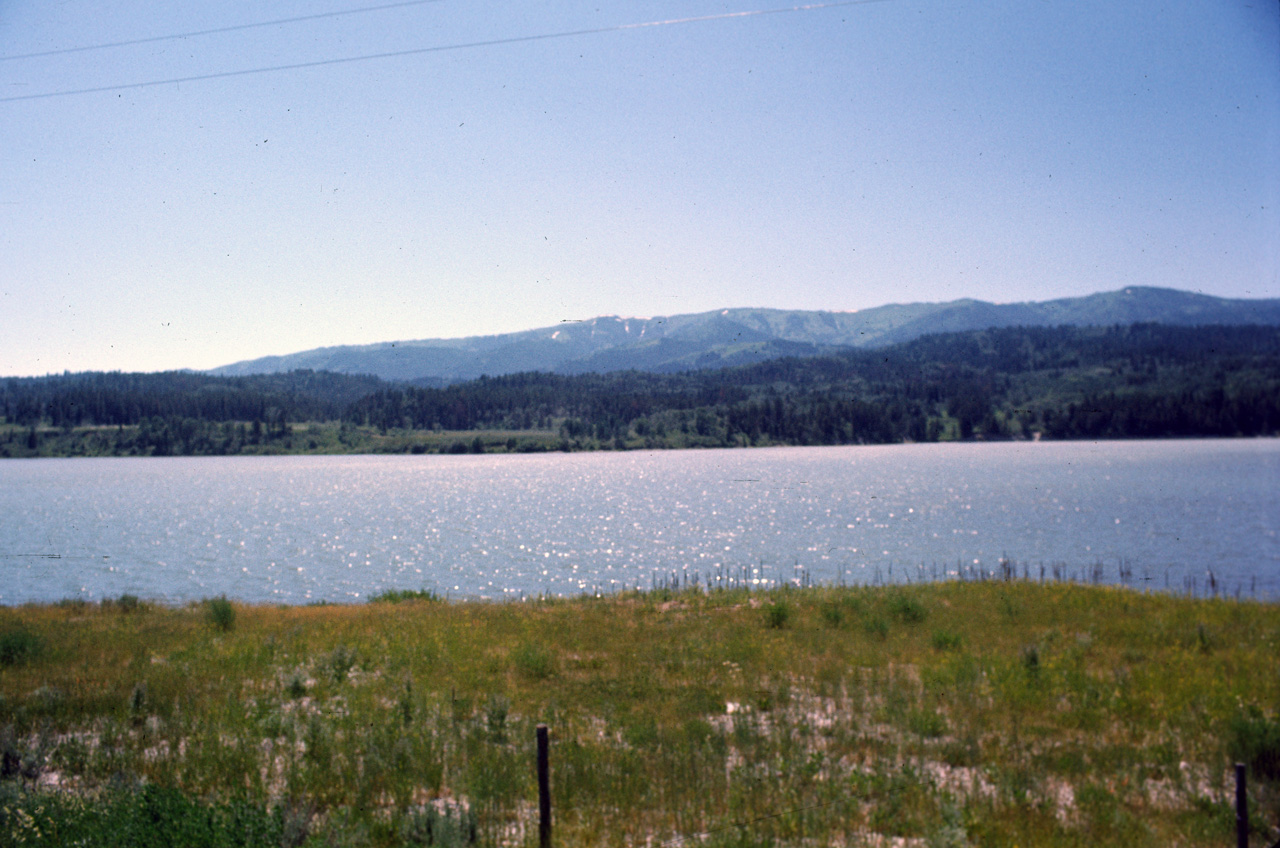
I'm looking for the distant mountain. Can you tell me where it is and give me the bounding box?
[210,287,1280,383]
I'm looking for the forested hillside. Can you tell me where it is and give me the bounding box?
[0,370,384,428]
[347,323,1280,447]
[0,371,386,456]
[209,287,1280,382]
[4,324,1278,457]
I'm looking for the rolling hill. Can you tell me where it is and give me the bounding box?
[210,286,1280,383]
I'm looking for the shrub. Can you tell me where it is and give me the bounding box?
[907,708,947,738]
[1195,622,1214,653]
[512,641,556,680]
[0,628,43,667]
[205,596,235,632]
[763,599,792,629]
[864,616,890,641]
[129,682,147,725]
[997,593,1021,620]
[398,676,414,725]
[941,735,982,767]
[286,672,308,699]
[1022,644,1041,675]
[114,593,142,613]
[1,725,19,780]
[0,782,285,847]
[889,593,927,623]
[931,630,963,651]
[622,714,659,748]
[1229,705,1280,780]
[328,644,358,682]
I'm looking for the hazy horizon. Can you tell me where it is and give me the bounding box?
[2,284,1273,379]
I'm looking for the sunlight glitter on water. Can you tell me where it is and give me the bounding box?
[0,440,1277,603]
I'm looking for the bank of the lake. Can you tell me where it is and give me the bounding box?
[2,582,1278,847]
[0,421,566,459]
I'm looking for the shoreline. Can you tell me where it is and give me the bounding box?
[4,422,1279,460]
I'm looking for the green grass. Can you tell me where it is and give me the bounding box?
[1,583,1278,847]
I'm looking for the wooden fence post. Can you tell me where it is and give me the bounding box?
[1236,762,1248,848]
[537,724,551,848]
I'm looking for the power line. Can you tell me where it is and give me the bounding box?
[0,0,449,62]
[0,1,886,104]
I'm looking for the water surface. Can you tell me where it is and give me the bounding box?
[1,439,1275,604]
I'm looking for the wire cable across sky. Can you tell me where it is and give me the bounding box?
[0,0,450,62]
[0,0,887,103]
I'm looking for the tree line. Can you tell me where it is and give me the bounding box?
[1,370,383,429]
[344,323,1280,447]
[3,323,1278,456]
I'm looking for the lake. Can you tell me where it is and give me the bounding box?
[1,439,1276,604]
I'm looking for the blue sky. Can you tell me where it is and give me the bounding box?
[1,0,1276,376]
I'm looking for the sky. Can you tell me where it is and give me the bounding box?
[1,0,1277,377]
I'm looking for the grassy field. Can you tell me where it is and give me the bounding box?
[1,582,1278,846]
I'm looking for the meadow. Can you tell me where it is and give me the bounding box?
[1,581,1278,846]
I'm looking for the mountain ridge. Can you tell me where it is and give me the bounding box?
[210,286,1280,383]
